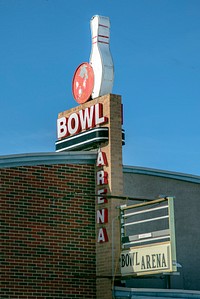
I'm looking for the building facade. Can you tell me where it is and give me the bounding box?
[1,94,200,299]
[123,166,200,292]
[1,152,97,299]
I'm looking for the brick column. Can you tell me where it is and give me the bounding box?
[95,94,124,299]
[58,94,124,299]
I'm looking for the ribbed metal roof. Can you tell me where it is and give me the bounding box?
[114,287,200,298]
[0,152,199,185]
[0,151,97,168]
[123,165,200,184]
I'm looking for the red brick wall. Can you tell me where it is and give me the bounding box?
[1,163,96,298]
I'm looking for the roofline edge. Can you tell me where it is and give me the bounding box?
[0,151,97,168]
[123,165,200,184]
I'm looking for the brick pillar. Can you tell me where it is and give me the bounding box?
[57,94,124,299]
[95,94,124,299]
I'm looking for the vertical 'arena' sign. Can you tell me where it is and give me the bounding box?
[96,149,109,243]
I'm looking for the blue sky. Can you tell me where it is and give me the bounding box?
[0,0,200,175]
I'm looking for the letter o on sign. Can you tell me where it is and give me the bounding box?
[68,113,80,135]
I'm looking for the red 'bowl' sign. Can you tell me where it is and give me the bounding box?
[72,62,94,104]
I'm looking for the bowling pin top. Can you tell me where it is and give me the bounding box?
[72,15,114,104]
[90,15,114,99]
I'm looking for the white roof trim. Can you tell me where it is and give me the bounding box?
[0,152,97,168]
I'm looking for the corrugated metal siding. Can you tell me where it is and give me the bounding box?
[114,287,200,298]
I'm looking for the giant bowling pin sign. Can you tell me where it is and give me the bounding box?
[72,15,114,104]
[90,15,114,99]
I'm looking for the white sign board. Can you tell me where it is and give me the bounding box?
[121,242,172,276]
